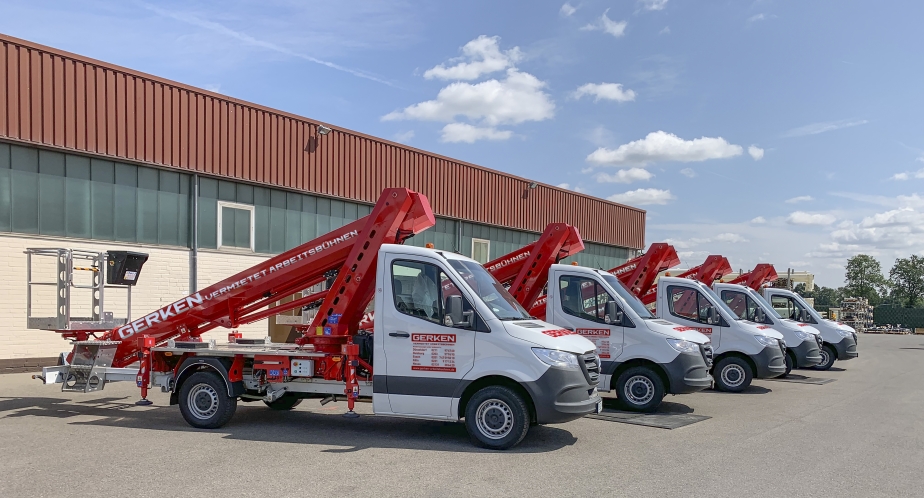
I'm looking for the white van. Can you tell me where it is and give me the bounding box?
[761,288,858,370]
[656,277,787,392]
[542,265,713,412]
[714,283,823,375]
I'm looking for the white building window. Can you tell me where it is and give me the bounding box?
[217,201,255,251]
[472,238,490,264]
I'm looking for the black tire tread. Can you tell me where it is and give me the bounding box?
[178,371,237,429]
[714,356,753,393]
[614,366,665,413]
[464,385,530,450]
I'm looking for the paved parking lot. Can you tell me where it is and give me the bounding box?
[1,334,923,497]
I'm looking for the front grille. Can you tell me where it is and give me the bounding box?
[580,353,600,386]
[700,344,714,367]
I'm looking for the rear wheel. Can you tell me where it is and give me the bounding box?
[714,357,753,392]
[614,366,664,413]
[813,344,836,371]
[264,394,302,410]
[464,386,530,450]
[178,371,237,429]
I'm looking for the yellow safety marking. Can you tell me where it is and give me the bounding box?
[73,267,99,272]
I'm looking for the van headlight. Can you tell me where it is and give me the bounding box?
[794,330,813,341]
[836,329,853,338]
[666,338,700,354]
[532,348,580,369]
[754,335,779,347]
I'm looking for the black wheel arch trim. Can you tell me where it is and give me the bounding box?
[170,356,243,405]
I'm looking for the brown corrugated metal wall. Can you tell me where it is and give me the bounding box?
[0,33,645,249]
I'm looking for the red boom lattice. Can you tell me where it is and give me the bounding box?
[88,188,434,368]
[728,264,779,291]
[611,243,681,296]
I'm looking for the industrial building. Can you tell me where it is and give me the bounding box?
[0,33,646,371]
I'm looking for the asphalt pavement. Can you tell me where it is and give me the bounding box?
[1,334,922,497]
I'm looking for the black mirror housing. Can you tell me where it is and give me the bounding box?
[604,300,619,324]
[445,295,472,328]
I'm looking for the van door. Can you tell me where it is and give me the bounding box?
[554,273,625,370]
[381,255,477,418]
[664,284,725,349]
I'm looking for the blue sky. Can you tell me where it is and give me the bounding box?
[3,0,923,286]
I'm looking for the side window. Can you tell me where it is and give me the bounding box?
[668,286,700,322]
[559,275,614,323]
[391,260,461,326]
[770,295,795,320]
[722,290,749,320]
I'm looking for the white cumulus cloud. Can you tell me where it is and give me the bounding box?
[750,216,767,224]
[787,211,836,226]
[560,3,577,16]
[440,123,512,143]
[748,145,764,160]
[393,130,414,143]
[595,168,653,184]
[659,26,671,35]
[716,233,748,243]
[680,168,696,178]
[557,183,587,193]
[423,35,521,81]
[785,195,814,204]
[586,131,743,166]
[572,82,636,102]
[581,9,628,37]
[890,168,924,181]
[608,188,675,206]
[383,69,554,126]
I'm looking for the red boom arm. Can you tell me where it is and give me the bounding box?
[728,263,779,291]
[95,188,434,367]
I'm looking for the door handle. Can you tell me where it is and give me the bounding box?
[389,332,410,338]
[565,327,575,331]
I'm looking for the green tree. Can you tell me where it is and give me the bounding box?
[845,254,886,304]
[889,255,924,308]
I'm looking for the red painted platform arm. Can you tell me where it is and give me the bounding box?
[728,263,779,291]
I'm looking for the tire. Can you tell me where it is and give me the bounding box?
[782,352,794,378]
[714,356,753,393]
[464,386,530,450]
[614,366,665,413]
[813,344,836,371]
[264,394,302,410]
[178,371,238,429]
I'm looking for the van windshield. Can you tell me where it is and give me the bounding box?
[601,274,654,319]
[447,260,531,320]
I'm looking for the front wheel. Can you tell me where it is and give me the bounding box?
[714,357,753,392]
[813,344,836,371]
[464,386,530,450]
[614,366,664,413]
[782,353,794,378]
[178,371,237,429]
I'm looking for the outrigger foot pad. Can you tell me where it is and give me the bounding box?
[136,399,153,406]
[343,410,360,419]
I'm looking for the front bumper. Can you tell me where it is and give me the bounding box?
[662,352,713,394]
[790,338,822,368]
[523,366,601,424]
[832,335,859,360]
[749,344,787,378]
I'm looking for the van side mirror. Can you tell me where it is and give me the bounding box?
[755,308,767,324]
[707,307,720,325]
[800,309,811,322]
[604,300,622,325]
[445,295,472,328]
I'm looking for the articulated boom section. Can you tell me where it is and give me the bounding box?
[728,263,778,291]
[478,224,583,319]
[668,255,734,315]
[94,188,434,368]
[484,223,583,315]
[612,243,681,299]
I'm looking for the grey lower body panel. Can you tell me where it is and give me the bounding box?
[661,353,712,394]
[790,339,822,368]
[832,337,858,360]
[749,345,787,379]
[522,367,600,425]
